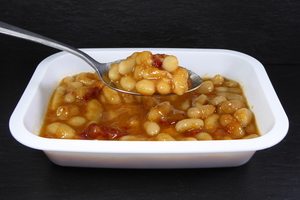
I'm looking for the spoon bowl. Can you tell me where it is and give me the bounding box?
[0,21,202,95]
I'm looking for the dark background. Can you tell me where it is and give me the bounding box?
[0,0,299,199]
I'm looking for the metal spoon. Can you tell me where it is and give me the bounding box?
[0,21,202,95]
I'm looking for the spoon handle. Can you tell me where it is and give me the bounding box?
[0,21,99,70]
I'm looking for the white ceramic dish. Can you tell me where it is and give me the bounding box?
[9,48,289,168]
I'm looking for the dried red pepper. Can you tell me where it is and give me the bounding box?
[80,123,128,140]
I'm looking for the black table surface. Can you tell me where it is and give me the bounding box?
[1,1,300,199]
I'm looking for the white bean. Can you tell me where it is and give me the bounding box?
[211,74,224,86]
[180,99,191,111]
[102,86,121,104]
[108,63,121,81]
[155,133,176,141]
[51,86,65,110]
[118,54,136,75]
[195,132,213,140]
[120,76,136,91]
[85,99,103,122]
[144,121,160,136]
[192,94,208,107]
[243,134,259,139]
[156,79,171,95]
[187,105,215,119]
[56,106,70,120]
[162,56,178,72]
[204,114,220,133]
[226,122,245,138]
[217,100,245,114]
[68,116,86,126]
[64,93,75,103]
[120,135,146,141]
[233,108,253,127]
[175,119,204,132]
[210,96,227,106]
[136,80,155,95]
[76,73,95,86]
[46,122,75,139]
[148,101,171,121]
[196,81,214,94]
[135,51,152,65]
[181,137,197,141]
[219,114,236,127]
[67,81,83,90]
[172,67,188,95]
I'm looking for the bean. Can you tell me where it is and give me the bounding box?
[245,123,256,134]
[75,87,89,99]
[210,96,227,106]
[219,114,236,127]
[144,121,160,136]
[85,99,103,122]
[76,73,95,86]
[196,81,214,94]
[120,76,136,91]
[120,135,146,141]
[56,106,70,120]
[187,105,215,119]
[119,93,136,103]
[118,58,136,75]
[204,114,220,133]
[172,67,189,95]
[64,93,75,103]
[136,80,155,95]
[133,64,145,80]
[156,79,171,95]
[243,134,259,139]
[148,101,171,121]
[215,87,243,94]
[195,132,213,140]
[155,133,176,141]
[68,116,86,126]
[175,119,204,132]
[162,56,178,72]
[181,137,197,141]
[62,76,75,84]
[143,67,171,79]
[211,74,224,86]
[46,122,75,139]
[108,63,121,81]
[192,94,208,107]
[215,87,228,93]
[51,86,65,110]
[233,108,253,126]
[180,99,191,111]
[102,86,121,104]
[225,93,245,102]
[217,100,245,114]
[224,80,239,87]
[228,88,242,94]
[226,122,245,138]
[135,51,152,66]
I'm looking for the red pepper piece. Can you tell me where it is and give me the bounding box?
[159,120,179,126]
[183,129,203,137]
[152,54,164,69]
[80,123,128,140]
[83,87,101,101]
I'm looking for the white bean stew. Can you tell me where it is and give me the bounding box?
[40,54,260,141]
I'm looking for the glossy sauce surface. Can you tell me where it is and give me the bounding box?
[39,72,260,141]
